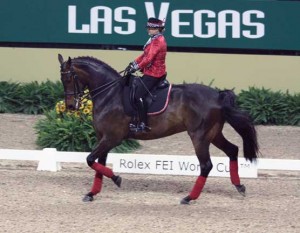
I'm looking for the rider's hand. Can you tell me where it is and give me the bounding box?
[126,61,138,74]
[125,62,133,71]
[128,67,137,74]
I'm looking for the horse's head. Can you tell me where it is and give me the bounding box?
[58,54,86,110]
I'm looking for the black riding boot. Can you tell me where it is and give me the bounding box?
[137,98,151,132]
[129,98,151,132]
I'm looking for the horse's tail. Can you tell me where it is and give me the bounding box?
[219,90,259,162]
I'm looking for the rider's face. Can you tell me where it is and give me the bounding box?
[147,28,159,36]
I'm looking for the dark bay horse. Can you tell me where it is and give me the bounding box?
[58,54,259,204]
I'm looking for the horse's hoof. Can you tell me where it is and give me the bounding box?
[235,184,246,196]
[82,193,94,202]
[112,175,122,188]
[180,196,191,205]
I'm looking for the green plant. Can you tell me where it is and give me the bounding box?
[35,110,94,151]
[35,100,140,152]
[285,92,300,126]
[39,80,64,107]
[237,87,299,125]
[0,81,22,113]
[1,80,299,126]
[17,81,64,114]
[0,80,64,114]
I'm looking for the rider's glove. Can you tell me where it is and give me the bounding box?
[126,61,139,74]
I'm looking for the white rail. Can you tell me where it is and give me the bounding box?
[0,149,299,177]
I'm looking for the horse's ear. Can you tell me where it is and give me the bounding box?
[67,56,72,65]
[58,54,64,65]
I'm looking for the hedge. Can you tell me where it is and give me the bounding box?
[1,80,299,152]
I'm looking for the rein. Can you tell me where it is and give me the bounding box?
[61,68,128,108]
[89,78,122,99]
[88,69,127,99]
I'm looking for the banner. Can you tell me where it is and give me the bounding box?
[110,154,258,178]
[1,0,300,51]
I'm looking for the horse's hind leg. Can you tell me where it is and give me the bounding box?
[212,132,246,196]
[181,131,212,204]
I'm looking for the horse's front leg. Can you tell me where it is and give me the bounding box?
[82,142,122,202]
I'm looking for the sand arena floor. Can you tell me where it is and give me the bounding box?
[0,113,299,233]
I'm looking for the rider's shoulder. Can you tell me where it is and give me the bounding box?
[152,35,166,45]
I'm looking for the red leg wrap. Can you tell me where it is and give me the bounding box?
[91,172,103,195]
[189,176,207,200]
[230,160,240,185]
[91,163,114,178]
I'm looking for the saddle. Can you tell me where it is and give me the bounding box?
[122,74,172,117]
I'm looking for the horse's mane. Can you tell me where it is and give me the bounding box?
[73,56,120,76]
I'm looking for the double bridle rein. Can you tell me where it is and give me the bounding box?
[61,66,127,109]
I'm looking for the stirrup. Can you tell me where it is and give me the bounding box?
[129,123,139,132]
[129,122,151,132]
[137,122,151,132]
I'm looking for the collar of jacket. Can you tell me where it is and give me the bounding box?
[143,33,163,50]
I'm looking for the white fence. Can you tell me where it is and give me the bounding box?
[0,148,299,178]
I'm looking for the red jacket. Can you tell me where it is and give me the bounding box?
[135,34,167,78]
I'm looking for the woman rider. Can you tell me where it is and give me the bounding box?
[126,17,167,132]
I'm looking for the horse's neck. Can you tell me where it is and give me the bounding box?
[75,61,123,103]
[87,72,123,103]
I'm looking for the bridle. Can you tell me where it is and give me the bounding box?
[60,69,85,110]
[60,64,128,110]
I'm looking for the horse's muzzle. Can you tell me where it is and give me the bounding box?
[66,104,76,111]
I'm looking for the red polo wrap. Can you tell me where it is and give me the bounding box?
[91,172,103,194]
[91,163,114,178]
[230,160,240,185]
[189,176,207,200]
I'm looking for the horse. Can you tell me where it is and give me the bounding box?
[58,54,259,204]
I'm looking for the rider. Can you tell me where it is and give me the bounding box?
[126,17,167,132]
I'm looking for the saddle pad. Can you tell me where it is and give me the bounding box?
[122,84,172,117]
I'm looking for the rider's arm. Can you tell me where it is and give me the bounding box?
[134,38,162,70]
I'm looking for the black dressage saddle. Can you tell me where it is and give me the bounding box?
[122,74,172,117]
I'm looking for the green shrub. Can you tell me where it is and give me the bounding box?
[18,80,64,114]
[237,87,300,126]
[1,80,299,126]
[0,81,22,113]
[35,101,140,153]
[0,80,64,114]
[35,110,96,151]
[285,93,300,126]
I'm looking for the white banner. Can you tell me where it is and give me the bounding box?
[110,154,257,178]
[2,149,298,175]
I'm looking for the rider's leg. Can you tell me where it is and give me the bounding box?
[129,75,160,132]
[136,98,150,131]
